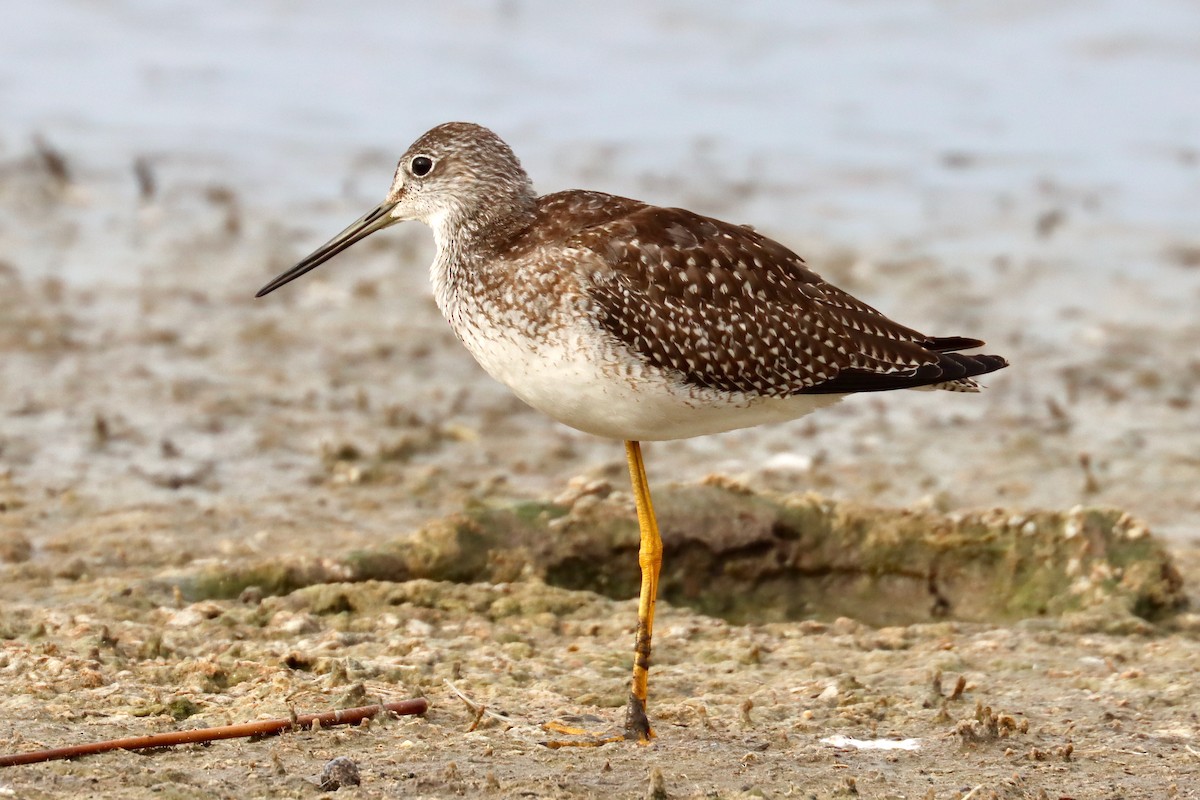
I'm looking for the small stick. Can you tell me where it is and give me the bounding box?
[443,680,515,729]
[444,680,481,716]
[444,680,487,732]
[0,699,428,768]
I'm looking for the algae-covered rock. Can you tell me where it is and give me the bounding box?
[178,479,1186,627]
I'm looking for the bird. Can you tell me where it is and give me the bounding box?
[256,122,1008,745]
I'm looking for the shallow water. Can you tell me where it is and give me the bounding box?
[5,1,1198,239]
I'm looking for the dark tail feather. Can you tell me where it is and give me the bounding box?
[921,335,985,352]
[798,352,1009,395]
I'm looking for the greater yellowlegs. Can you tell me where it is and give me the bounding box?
[256,122,1008,743]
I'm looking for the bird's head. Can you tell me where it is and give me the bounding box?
[256,122,533,298]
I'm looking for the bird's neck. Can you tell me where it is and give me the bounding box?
[428,195,538,321]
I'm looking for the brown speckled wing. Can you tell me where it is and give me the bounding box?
[576,203,1003,397]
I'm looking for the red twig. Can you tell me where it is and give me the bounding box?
[0,698,428,768]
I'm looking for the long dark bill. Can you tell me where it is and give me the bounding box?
[255,201,399,298]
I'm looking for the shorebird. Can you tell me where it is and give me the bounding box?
[257,122,1007,744]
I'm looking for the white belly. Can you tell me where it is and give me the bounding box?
[453,318,843,442]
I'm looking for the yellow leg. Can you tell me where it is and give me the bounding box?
[537,442,661,749]
[623,440,662,743]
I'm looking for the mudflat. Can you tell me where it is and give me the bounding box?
[2,136,1199,797]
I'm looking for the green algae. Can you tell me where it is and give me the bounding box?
[174,482,1186,628]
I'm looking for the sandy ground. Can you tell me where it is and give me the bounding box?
[1,138,1199,798]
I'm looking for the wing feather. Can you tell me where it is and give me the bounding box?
[570,204,1004,396]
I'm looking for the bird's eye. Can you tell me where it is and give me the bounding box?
[410,156,434,176]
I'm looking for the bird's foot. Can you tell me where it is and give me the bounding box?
[623,693,656,744]
[540,719,627,749]
[538,699,655,749]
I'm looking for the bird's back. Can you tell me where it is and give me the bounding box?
[491,190,1006,402]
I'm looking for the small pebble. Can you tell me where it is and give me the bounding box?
[238,585,264,604]
[319,756,361,791]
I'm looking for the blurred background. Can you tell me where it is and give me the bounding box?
[6,1,1199,275]
[1,0,1198,543]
